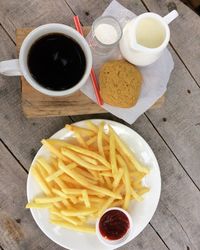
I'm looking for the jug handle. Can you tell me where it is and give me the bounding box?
[163,10,179,24]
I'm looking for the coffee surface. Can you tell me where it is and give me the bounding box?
[28,33,86,91]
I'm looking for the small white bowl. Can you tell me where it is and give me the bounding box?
[96,207,133,247]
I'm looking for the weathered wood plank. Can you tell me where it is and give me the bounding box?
[0,141,61,250]
[142,0,200,85]
[0,26,72,170]
[146,45,200,188]
[65,0,200,248]
[0,0,75,41]
[65,0,200,188]
[0,141,168,250]
[132,115,200,250]
[70,113,200,250]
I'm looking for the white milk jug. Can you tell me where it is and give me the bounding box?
[119,10,178,66]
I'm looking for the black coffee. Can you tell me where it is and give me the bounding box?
[28,33,86,91]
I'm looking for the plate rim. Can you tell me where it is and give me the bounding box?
[27,119,161,250]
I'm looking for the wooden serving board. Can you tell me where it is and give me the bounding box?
[16,28,164,118]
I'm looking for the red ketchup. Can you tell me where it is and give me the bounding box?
[99,209,130,240]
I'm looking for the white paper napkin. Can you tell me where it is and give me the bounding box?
[81,0,174,124]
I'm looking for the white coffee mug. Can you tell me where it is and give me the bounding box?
[119,10,178,66]
[0,23,92,96]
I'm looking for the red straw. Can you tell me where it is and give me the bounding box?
[73,16,103,106]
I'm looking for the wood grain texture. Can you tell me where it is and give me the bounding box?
[0,26,72,169]
[65,0,200,187]
[0,0,75,41]
[146,45,200,188]
[142,0,200,85]
[70,114,200,250]
[0,0,200,249]
[0,143,168,250]
[0,141,61,250]
[65,0,200,249]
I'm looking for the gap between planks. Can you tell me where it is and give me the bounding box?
[140,0,200,88]
[63,0,77,16]
[144,114,200,192]
[149,223,170,249]
[0,23,16,45]
[0,133,169,249]
[0,139,28,174]
[66,1,200,192]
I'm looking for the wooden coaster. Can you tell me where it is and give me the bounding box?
[16,28,164,118]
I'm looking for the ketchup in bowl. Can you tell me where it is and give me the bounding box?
[99,209,130,240]
[96,207,132,247]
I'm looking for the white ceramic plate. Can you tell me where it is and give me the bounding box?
[27,119,161,250]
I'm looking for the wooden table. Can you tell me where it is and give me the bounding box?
[0,1,200,249]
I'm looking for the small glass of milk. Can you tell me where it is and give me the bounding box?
[88,16,122,55]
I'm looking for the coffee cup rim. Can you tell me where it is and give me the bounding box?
[19,23,92,96]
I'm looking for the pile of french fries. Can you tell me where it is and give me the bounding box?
[26,121,150,233]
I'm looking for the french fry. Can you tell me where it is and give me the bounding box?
[75,167,98,184]
[130,171,146,180]
[61,148,109,171]
[51,210,81,225]
[46,162,77,182]
[69,196,78,204]
[100,171,113,177]
[109,125,149,174]
[52,188,67,198]
[104,176,112,189]
[113,168,124,190]
[65,124,95,137]
[98,197,115,216]
[103,145,110,151]
[109,133,117,175]
[78,154,98,166]
[130,187,143,202]
[31,166,52,196]
[46,169,64,182]
[62,188,105,197]
[86,135,97,146]
[82,190,91,208]
[26,202,53,208]
[97,122,105,157]
[87,169,99,179]
[61,175,82,186]
[110,200,123,207]
[116,154,131,209]
[59,161,121,199]
[37,157,54,174]
[54,177,68,189]
[34,196,65,203]
[137,187,150,195]
[61,208,97,216]
[51,220,95,233]
[74,130,88,148]
[54,202,63,209]
[27,121,150,234]
[41,139,70,163]
[85,120,98,133]
[48,139,111,169]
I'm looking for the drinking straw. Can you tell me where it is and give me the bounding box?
[73,15,103,106]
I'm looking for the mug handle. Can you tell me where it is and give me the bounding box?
[0,59,22,76]
[163,10,179,24]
